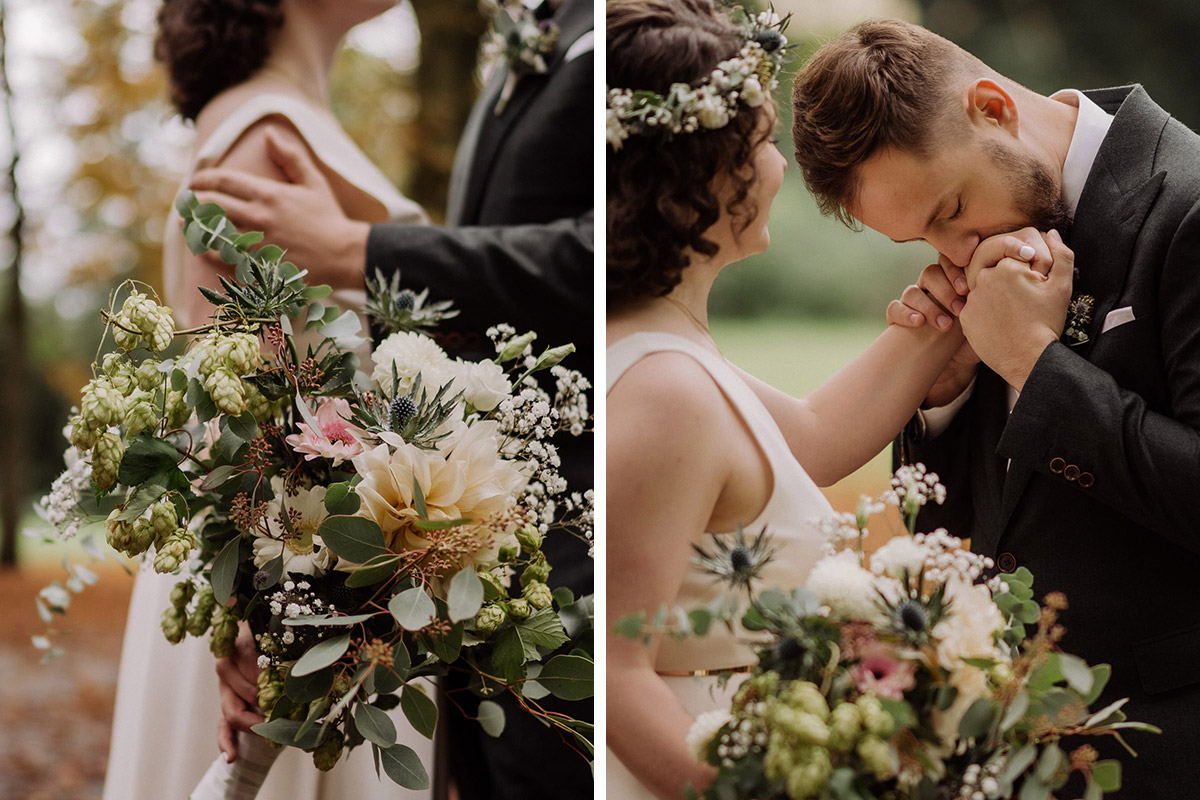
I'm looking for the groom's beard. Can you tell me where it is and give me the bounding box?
[985,140,1073,238]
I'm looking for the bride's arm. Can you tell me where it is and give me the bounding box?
[734,321,964,486]
[607,353,741,800]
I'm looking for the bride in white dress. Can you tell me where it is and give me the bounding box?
[102,1,429,798]
[605,2,967,797]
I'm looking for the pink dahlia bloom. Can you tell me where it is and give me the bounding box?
[286,397,364,466]
[849,641,917,701]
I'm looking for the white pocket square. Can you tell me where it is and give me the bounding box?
[1101,306,1136,333]
[565,31,594,63]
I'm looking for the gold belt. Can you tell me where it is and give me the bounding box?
[656,664,755,677]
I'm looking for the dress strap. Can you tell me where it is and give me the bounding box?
[606,331,798,471]
[194,93,425,225]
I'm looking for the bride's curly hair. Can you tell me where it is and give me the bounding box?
[607,0,774,309]
[155,0,285,122]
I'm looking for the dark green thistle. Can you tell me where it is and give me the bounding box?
[365,269,458,336]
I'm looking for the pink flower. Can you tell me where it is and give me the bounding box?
[286,397,364,466]
[848,641,917,701]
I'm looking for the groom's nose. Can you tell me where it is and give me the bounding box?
[929,231,981,269]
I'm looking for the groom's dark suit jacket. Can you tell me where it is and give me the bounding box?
[362,2,593,798]
[902,85,1200,796]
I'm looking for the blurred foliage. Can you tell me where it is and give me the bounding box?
[714,0,1200,320]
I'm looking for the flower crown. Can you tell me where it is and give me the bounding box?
[606,8,789,151]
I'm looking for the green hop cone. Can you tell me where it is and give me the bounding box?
[149,499,178,545]
[160,606,186,644]
[109,363,137,396]
[473,604,507,637]
[477,568,507,600]
[91,431,125,490]
[194,337,221,378]
[856,695,894,738]
[125,399,159,437]
[112,310,142,350]
[312,731,345,772]
[81,379,127,428]
[129,518,155,555]
[153,529,196,574]
[828,702,864,751]
[147,308,175,352]
[523,581,554,610]
[101,352,124,377]
[221,332,260,375]
[772,707,829,747]
[785,747,832,800]
[209,605,237,657]
[763,730,795,782]
[780,680,830,720]
[123,291,160,336]
[170,580,196,610]
[69,414,99,451]
[186,585,217,637]
[519,554,550,588]
[205,367,248,416]
[497,543,520,564]
[855,735,895,781]
[165,389,189,428]
[515,525,544,553]
[134,360,162,392]
[105,511,135,555]
[506,598,533,621]
[243,381,275,424]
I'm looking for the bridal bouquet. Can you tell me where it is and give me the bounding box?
[38,195,594,794]
[622,466,1155,800]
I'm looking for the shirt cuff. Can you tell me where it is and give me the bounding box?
[919,376,977,440]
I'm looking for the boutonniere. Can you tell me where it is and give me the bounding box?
[1063,293,1095,346]
[488,0,560,115]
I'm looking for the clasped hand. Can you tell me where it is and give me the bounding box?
[888,227,1075,400]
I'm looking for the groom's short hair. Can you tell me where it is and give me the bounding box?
[791,19,984,227]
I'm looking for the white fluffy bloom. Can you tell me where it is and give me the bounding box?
[371,331,454,393]
[740,76,766,107]
[686,709,731,762]
[806,550,898,622]
[252,482,335,576]
[932,577,1005,671]
[447,358,512,412]
[693,89,731,129]
[870,536,929,580]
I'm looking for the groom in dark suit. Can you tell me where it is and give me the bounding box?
[193,1,593,798]
[792,19,1200,798]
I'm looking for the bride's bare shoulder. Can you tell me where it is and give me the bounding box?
[608,350,731,439]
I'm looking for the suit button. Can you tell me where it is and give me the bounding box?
[1049,458,1066,474]
[1078,472,1095,488]
[997,552,1017,573]
[1064,464,1081,481]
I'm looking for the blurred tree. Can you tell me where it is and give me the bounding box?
[917,0,1200,131]
[0,0,24,566]
[408,0,489,220]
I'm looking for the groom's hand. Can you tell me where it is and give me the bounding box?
[959,229,1074,391]
[190,130,369,290]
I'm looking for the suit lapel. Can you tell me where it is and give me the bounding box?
[459,0,593,223]
[995,86,1167,536]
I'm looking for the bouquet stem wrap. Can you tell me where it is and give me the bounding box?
[189,732,281,800]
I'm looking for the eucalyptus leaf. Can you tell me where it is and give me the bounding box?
[447,568,484,623]
[291,632,352,677]
[252,717,326,749]
[999,690,1030,732]
[400,684,438,739]
[1058,652,1094,695]
[355,702,398,748]
[284,666,335,704]
[389,587,436,631]
[324,482,360,516]
[211,537,241,605]
[200,464,241,492]
[345,554,402,588]
[379,743,430,789]
[282,612,377,627]
[477,699,506,737]
[319,516,387,563]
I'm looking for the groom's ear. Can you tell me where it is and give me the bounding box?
[965,79,1019,135]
